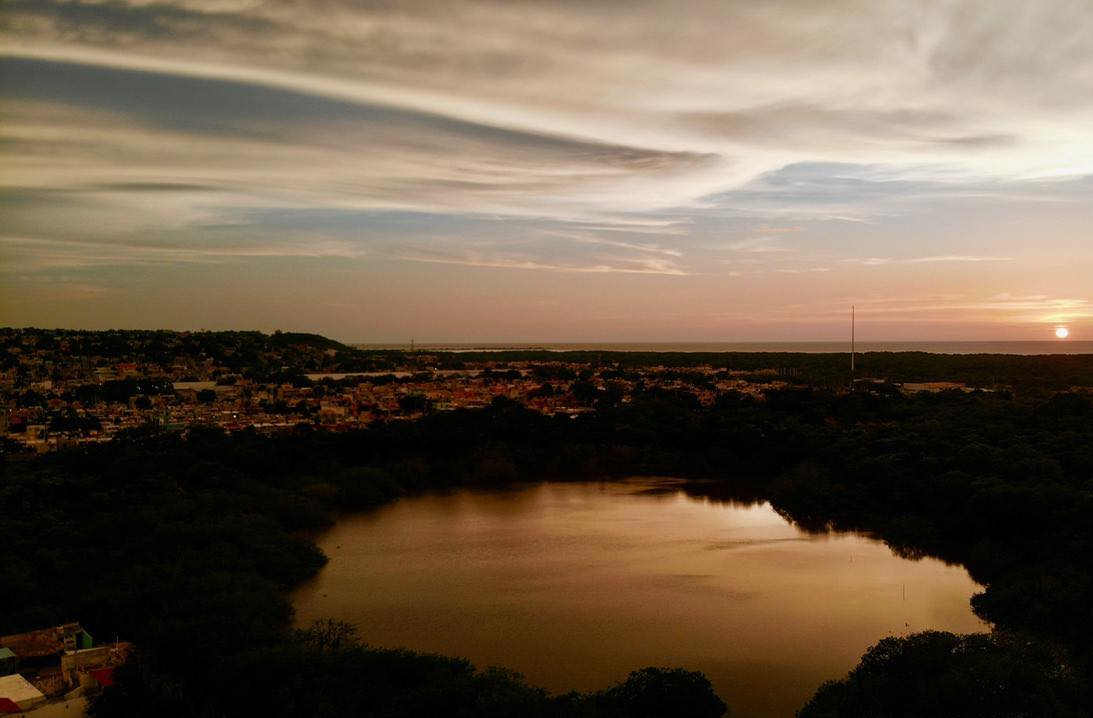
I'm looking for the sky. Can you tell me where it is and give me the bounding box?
[2,0,1092,342]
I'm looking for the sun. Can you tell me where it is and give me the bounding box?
[1055,327,1070,339]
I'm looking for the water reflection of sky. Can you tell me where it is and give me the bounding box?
[293,478,986,718]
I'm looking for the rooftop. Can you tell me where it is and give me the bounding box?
[0,673,45,709]
[0,624,81,660]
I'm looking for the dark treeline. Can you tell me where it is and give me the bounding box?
[0,328,400,378]
[2,385,1091,715]
[431,349,1093,393]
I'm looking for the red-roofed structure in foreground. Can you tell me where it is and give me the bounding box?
[90,667,116,688]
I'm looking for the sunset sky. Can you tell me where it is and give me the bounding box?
[2,1,1092,341]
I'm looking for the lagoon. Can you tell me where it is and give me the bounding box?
[292,479,987,717]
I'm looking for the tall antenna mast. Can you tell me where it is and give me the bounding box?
[851,305,856,375]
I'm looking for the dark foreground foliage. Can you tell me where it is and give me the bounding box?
[3,382,1092,715]
[798,631,1086,718]
[94,620,725,718]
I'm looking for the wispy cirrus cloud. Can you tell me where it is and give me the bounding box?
[395,250,689,276]
[724,237,792,254]
[907,255,1014,264]
[840,255,1014,266]
[1,234,366,272]
[829,294,1093,325]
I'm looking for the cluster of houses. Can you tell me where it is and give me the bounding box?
[0,624,128,714]
[5,352,803,455]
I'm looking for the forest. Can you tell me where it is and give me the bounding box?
[2,381,1091,716]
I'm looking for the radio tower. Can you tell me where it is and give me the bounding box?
[850,305,856,375]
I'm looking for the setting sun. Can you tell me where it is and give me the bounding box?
[1056,327,1070,339]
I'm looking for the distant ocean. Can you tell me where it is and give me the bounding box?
[354,341,1093,355]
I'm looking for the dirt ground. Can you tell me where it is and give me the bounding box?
[17,697,88,717]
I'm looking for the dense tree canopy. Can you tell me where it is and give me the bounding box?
[2,379,1091,715]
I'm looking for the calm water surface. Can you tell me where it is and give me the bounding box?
[292,479,987,718]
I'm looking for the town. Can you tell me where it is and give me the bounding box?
[2,328,824,455]
[9,328,1091,458]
